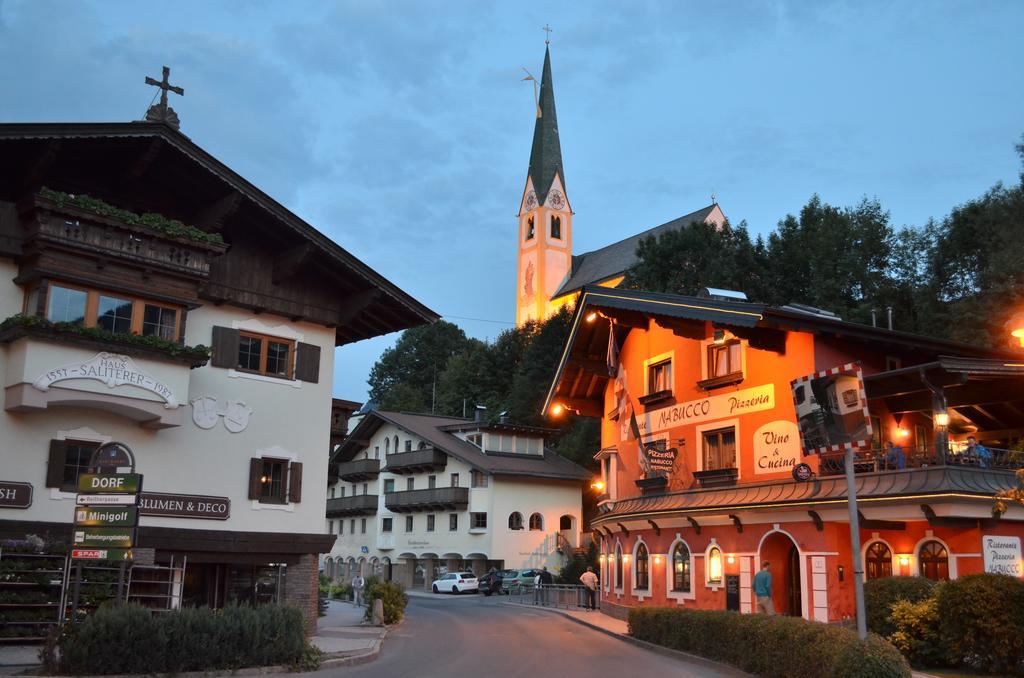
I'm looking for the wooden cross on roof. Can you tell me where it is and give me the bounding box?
[144,66,184,129]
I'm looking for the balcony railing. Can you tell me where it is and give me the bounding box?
[384,447,447,474]
[337,458,381,482]
[818,444,1024,476]
[384,487,469,513]
[326,494,378,517]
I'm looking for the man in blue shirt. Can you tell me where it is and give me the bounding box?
[753,561,774,615]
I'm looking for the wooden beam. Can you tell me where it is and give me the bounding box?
[336,288,382,327]
[728,514,743,533]
[195,192,242,232]
[20,140,62,194]
[883,379,1024,413]
[858,511,905,531]
[807,510,824,531]
[557,397,603,419]
[646,520,661,536]
[685,516,701,534]
[653,316,705,341]
[604,309,648,330]
[272,242,316,285]
[568,355,608,375]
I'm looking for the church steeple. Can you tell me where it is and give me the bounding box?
[527,47,564,207]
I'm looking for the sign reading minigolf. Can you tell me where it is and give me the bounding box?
[74,506,138,527]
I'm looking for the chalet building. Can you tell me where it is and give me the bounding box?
[323,410,590,587]
[514,46,725,326]
[0,116,434,628]
[545,286,1024,622]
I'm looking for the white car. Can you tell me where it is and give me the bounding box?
[431,572,478,594]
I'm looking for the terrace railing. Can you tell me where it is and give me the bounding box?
[817,443,1024,476]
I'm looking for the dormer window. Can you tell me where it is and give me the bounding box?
[526,217,535,240]
[550,215,561,239]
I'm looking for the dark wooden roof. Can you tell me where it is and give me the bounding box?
[0,122,437,345]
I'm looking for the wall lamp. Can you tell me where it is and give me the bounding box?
[934,412,950,427]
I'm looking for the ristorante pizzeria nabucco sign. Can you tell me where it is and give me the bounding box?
[33,352,178,408]
[625,383,776,439]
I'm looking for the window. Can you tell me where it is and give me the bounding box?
[428,475,436,489]
[707,545,723,584]
[238,332,294,379]
[393,436,399,455]
[43,283,182,339]
[339,520,344,535]
[508,512,524,530]
[672,543,691,592]
[702,427,736,471]
[256,459,285,503]
[360,518,366,534]
[451,473,460,487]
[329,520,335,534]
[374,446,379,459]
[381,518,393,533]
[97,295,133,333]
[550,215,561,239]
[647,359,672,394]
[467,433,482,449]
[46,285,87,325]
[406,477,415,491]
[615,546,623,588]
[418,441,426,450]
[48,439,99,492]
[405,440,412,452]
[559,515,573,530]
[142,305,177,340]
[635,544,649,590]
[471,470,488,488]
[918,540,949,581]
[865,541,892,580]
[449,513,458,531]
[349,519,355,534]
[529,513,543,531]
[526,216,535,240]
[427,514,435,532]
[405,516,414,532]
[385,438,390,455]
[329,488,335,499]
[471,512,487,529]
[362,483,368,495]
[709,341,742,378]
[915,424,929,455]
[340,487,346,498]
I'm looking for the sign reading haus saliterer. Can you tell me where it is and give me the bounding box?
[33,352,178,408]
[626,383,775,439]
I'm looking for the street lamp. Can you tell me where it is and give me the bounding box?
[1007,312,1024,347]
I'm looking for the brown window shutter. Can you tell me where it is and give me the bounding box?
[248,458,263,500]
[288,462,303,503]
[46,440,67,488]
[294,343,321,383]
[211,326,240,369]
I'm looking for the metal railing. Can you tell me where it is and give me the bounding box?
[818,444,1024,476]
[506,583,601,610]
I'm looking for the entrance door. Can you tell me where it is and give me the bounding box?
[759,531,804,618]
[787,546,802,617]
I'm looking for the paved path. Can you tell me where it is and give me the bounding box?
[312,599,384,656]
[294,593,741,678]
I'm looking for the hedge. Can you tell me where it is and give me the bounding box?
[863,576,936,638]
[44,604,312,674]
[628,607,910,678]
[363,579,408,624]
[936,574,1024,675]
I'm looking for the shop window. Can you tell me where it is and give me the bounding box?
[382,518,393,533]
[702,427,737,471]
[707,545,723,585]
[672,542,691,592]
[615,545,623,589]
[427,514,435,532]
[449,513,458,531]
[471,470,488,488]
[508,512,524,530]
[471,512,487,529]
[45,439,100,492]
[42,283,182,340]
[405,516,414,532]
[551,215,561,239]
[647,359,672,395]
[918,540,949,581]
[526,216,535,240]
[247,457,302,504]
[865,541,892,580]
[529,513,544,531]
[635,543,649,590]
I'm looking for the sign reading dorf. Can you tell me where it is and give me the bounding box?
[627,384,775,439]
[77,474,142,494]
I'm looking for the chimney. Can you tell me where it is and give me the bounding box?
[886,306,893,331]
[474,405,486,423]
[870,308,877,327]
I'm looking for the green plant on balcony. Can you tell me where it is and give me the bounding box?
[37,187,225,246]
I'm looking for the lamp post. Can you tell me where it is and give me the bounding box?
[845,447,868,640]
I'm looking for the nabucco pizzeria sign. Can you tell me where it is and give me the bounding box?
[626,383,776,439]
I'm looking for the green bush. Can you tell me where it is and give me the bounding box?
[937,573,1024,675]
[330,582,352,599]
[863,576,937,637]
[629,607,910,678]
[49,603,310,674]
[888,595,945,667]
[363,580,408,624]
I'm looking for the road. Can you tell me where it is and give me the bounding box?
[303,593,739,678]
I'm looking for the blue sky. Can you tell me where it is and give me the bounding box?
[2,1,1022,401]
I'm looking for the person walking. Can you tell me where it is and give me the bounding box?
[579,566,599,611]
[535,566,554,604]
[351,573,365,607]
[753,561,774,615]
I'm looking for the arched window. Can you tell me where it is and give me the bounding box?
[865,541,893,580]
[508,512,524,530]
[385,438,390,454]
[393,435,399,454]
[919,540,949,581]
[672,542,691,592]
[529,513,543,531]
[418,441,426,450]
[707,545,723,584]
[559,515,573,531]
[615,545,623,588]
[526,216,535,240]
[551,216,561,239]
[635,544,649,590]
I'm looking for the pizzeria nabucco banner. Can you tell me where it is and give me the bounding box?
[623,383,775,440]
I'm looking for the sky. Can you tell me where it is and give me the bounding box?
[2,1,1023,401]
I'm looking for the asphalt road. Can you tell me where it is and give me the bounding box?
[304,594,739,678]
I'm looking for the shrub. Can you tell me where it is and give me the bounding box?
[329,582,351,600]
[50,603,310,675]
[864,576,937,637]
[363,580,408,624]
[629,607,910,678]
[937,573,1024,675]
[888,595,945,667]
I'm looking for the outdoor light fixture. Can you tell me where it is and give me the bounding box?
[899,428,910,438]
[727,554,735,565]
[586,311,598,323]
[934,412,950,427]
[898,554,910,567]
[599,554,606,563]
[1006,311,1024,347]
[708,547,723,583]
[551,403,564,416]
[591,479,606,492]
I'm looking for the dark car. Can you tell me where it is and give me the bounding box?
[479,569,516,596]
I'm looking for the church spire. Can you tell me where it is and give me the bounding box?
[528,46,564,207]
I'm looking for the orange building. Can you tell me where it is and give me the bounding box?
[545,286,1024,622]
[514,48,725,326]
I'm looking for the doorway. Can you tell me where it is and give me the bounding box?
[759,531,803,618]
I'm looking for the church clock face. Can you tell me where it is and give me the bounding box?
[524,190,538,212]
[547,189,565,210]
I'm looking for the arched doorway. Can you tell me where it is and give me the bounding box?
[759,531,803,617]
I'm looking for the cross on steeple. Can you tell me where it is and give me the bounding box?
[543,24,553,45]
[143,66,185,130]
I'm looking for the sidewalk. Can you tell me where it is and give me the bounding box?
[0,645,38,676]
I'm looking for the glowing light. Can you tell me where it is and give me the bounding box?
[708,547,723,583]
[585,312,598,323]
[898,555,910,567]
[934,412,949,427]
[727,555,735,565]
[599,554,606,563]
[898,428,910,438]
[551,404,564,417]
[653,554,662,565]
[591,479,606,492]
[1009,312,1024,347]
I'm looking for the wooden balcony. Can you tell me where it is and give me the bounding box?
[384,487,469,513]
[384,447,447,474]
[325,494,378,517]
[337,458,381,482]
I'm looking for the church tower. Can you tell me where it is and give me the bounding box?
[516,46,572,327]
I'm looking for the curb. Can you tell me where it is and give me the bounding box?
[501,602,751,678]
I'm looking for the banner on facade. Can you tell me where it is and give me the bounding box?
[753,420,802,474]
[790,363,872,454]
[626,383,775,440]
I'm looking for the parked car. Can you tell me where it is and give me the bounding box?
[431,572,478,594]
[479,569,516,596]
[501,569,542,591]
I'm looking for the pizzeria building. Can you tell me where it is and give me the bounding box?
[0,104,434,630]
[544,286,1024,622]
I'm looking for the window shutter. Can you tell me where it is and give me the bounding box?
[248,458,262,500]
[211,326,240,369]
[288,462,303,503]
[294,343,321,383]
[46,440,67,488]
